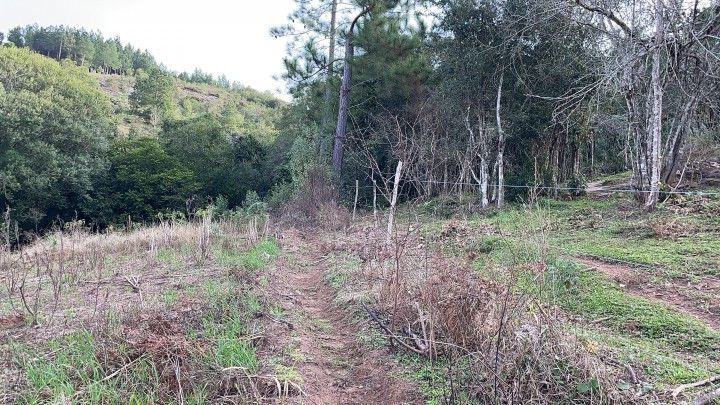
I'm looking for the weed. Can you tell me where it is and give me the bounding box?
[218,239,280,272]
[576,328,719,385]
[394,353,454,405]
[164,290,179,306]
[157,248,182,270]
[326,270,348,289]
[282,342,307,362]
[18,330,163,403]
[274,363,304,386]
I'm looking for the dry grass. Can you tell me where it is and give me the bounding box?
[322,213,628,404]
[277,166,351,230]
[0,214,276,403]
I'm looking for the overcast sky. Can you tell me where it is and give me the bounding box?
[0,0,295,98]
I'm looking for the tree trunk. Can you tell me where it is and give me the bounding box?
[480,158,489,207]
[590,132,595,178]
[352,179,359,220]
[332,8,371,176]
[322,0,338,131]
[495,73,506,207]
[646,0,664,210]
[662,95,696,183]
[372,173,378,226]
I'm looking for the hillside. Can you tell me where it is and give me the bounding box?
[0,46,286,234]
[3,2,720,403]
[94,73,282,139]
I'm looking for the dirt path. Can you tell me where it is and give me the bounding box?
[575,257,720,331]
[260,228,422,404]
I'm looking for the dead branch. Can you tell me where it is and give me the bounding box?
[361,302,429,355]
[673,375,720,398]
[692,387,720,405]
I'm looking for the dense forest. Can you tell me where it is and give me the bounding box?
[0,29,282,236]
[2,0,719,236]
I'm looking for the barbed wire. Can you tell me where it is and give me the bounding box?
[340,179,720,196]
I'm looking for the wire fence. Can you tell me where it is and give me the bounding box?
[343,178,720,197]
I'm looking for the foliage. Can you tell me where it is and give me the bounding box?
[161,114,268,208]
[0,47,114,231]
[130,68,177,124]
[6,24,157,73]
[99,137,198,223]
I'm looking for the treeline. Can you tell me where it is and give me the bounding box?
[4,24,156,74]
[275,0,720,210]
[2,24,244,89]
[0,46,284,238]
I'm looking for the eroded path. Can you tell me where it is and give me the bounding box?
[258,228,421,404]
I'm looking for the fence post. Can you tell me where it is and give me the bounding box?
[386,160,403,244]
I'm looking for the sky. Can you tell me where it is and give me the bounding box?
[0,0,295,98]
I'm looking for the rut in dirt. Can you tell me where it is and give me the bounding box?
[259,229,422,404]
[575,257,720,331]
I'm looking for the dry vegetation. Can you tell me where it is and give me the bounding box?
[0,213,284,403]
[320,219,625,403]
[2,183,720,404]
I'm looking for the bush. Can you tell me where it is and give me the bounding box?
[242,191,268,216]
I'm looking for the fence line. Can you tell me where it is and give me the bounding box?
[341,179,720,197]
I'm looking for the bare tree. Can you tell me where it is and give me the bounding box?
[559,0,720,208]
[495,72,506,207]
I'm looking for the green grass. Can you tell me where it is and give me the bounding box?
[199,279,262,372]
[394,353,466,405]
[163,290,179,306]
[593,170,633,185]
[558,231,720,276]
[576,328,720,386]
[440,193,720,390]
[464,197,720,276]
[538,261,720,357]
[325,253,360,290]
[216,238,280,271]
[196,238,281,372]
[157,248,183,270]
[326,270,349,289]
[17,330,162,404]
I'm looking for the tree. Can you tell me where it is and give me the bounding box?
[102,137,198,222]
[0,47,114,231]
[130,68,177,125]
[7,27,25,47]
[161,114,267,207]
[565,0,720,209]
[331,6,373,175]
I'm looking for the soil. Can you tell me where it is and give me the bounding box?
[259,228,423,404]
[575,257,720,331]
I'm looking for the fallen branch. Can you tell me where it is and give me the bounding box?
[361,302,428,355]
[309,256,330,266]
[262,312,294,330]
[692,387,720,405]
[124,275,143,302]
[601,355,640,385]
[222,366,306,397]
[673,375,720,398]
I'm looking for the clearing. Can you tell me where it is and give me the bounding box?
[2,183,720,404]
